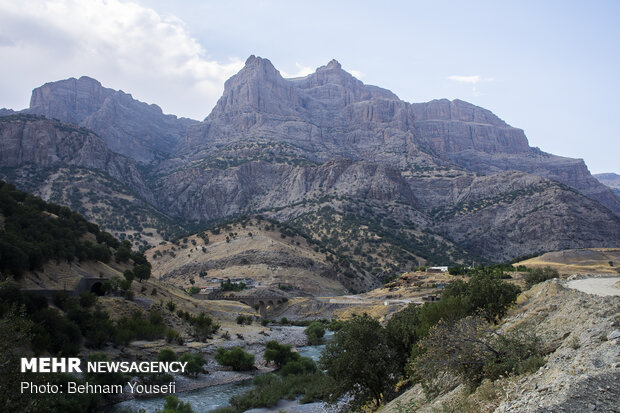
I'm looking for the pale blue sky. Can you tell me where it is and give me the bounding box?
[0,0,618,173]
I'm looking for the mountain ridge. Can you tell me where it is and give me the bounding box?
[1,56,619,277]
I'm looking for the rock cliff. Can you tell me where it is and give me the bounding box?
[176,56,620,216]
[0,114,152,202]
[28,76,196,162]
[1,58,619,269]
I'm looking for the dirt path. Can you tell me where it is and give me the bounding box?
[566,276,620,297]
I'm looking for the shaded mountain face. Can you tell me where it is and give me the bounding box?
[0,114,151,201]
[595,173,620,197]
[174,56,620,217]
[27,76,197,163]
[1,56,619,275]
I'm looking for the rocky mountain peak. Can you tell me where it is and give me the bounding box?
[27,76,196,162]
[324,59,342,70]
[29,76,114,124]
[209,55,300,118]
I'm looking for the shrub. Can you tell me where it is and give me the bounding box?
[78,291,97,308]
[188,312,219,341]
[413,316,545,388]
[264,340,299,369]
[236,314,253,325]
[304,321,325,345]
[280,357,317,376]
[165,329,183,345]
[158,348,178,362]
[160,395,195,413]
[524,266,559,288]
[215,347,255,371]
[179,353,205,377]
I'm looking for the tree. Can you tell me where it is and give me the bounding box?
[466,274,521,322]
[179,353,205,377]
[319,314,399,409]
[442,274,520,323]
[160,395,195,413]
[214,347,255,371]
[304,321,325,345]
[133,264,151,282]
[264,340,299,369]
[115,240,132,263]
[413,316,544,389]
[524,266,559,288]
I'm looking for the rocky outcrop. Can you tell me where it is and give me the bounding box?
[175,56,620,216]
[155,157,417,222]
[0,115,153,202]
[595,172,620,197]
[434,172,620,261]
[28,76,196,162]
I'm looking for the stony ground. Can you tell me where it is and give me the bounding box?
[382,276,620,413]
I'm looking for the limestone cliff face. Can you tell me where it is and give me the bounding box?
[155,157,416,222]
[176,56,619,216]
[0,115,152,202]
[28,76,195,162]
[2,59,619,264]
[595,173,620,197]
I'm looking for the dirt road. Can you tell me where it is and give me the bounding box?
[566,276,620,297]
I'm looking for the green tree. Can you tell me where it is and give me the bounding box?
[524,266,559,288]
[215,347,255,371]
[115,240,132,263]
[179,353,205,377]
[160,395,195,413]
[413,316,544,388]
[319,314,399,409]
[264,340,299,369]
[133,264,151,282]
[304,321,325,345]
[158,348,178,362]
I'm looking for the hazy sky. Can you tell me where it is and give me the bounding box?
[0,0,618,173]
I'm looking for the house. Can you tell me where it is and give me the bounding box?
[428,266,449,273]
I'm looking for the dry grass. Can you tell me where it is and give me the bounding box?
[517,248,620,275]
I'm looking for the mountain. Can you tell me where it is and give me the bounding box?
[1,56,619,285]
[173,56,620,217]
[595,172,620,197]
[26,76,197,162]
[0,114,185,245]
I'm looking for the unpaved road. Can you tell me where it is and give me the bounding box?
[566,277,620,297]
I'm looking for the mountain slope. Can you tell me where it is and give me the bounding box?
[27,76,197,162]
[1,58,618,274]
[173,56,620,216]
[595,172,620,197]
[0,115,185,245]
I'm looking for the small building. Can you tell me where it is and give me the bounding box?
[428,266,449,273]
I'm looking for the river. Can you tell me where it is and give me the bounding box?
[109,330,334,412]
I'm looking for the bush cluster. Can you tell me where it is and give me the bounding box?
[214,347,255,371]
[524,266,559,288]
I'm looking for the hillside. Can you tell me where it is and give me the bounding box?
[516,248,620,275]
[381,277,620,413]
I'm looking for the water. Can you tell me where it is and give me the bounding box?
[297,330,334,361]
[108,380,253,412]
[108,330,334,413]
